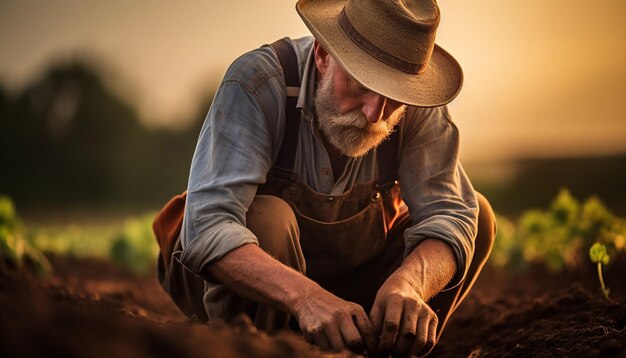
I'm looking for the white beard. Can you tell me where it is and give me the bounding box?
[314,65,405,158]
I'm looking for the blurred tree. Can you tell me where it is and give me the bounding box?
[0,60,207,211]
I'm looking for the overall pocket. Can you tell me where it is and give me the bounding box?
[292,192,387,278]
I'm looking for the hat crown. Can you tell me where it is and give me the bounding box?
[343,0,440,73]
[295,0,462,107]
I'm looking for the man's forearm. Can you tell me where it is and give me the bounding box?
[206,243,321,315]
[395,238,457,301]
[208,242,379,354]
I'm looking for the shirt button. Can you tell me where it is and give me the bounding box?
[321,167,330,175]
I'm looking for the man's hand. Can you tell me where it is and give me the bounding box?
[370,271,438,357]
[208,244,378,355]
[293,286,378,355]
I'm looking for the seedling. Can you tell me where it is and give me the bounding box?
[589,242,610,299]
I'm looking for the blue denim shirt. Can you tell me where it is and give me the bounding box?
[180,37,478,289]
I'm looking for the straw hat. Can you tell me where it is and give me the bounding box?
[296,0,463,107]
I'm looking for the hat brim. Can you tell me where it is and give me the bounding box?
[296,0,463,107]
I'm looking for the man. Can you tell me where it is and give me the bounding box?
[154,0,496,356]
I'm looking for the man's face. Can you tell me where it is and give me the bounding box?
[315,58,407,158]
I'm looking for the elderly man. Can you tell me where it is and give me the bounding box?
[154,0,496,356]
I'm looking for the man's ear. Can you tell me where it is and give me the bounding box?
[313,41,331,76]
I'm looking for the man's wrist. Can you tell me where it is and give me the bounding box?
[392,265,426,299]
[286,280,324,317]
[398,239,457,300]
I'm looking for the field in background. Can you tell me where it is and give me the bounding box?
[2,190,626,357]
[1,197,157,275]
[3,184,626,284]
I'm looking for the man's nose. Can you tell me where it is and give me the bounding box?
[361,92,386,124]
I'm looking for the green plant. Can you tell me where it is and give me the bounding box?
[489,189,626,273]
[109,213,158,275]
[491,214,525,270]
[515,189,583,271]
[24,210,158,275]
[0,196,52,275]
[589,242,610,299]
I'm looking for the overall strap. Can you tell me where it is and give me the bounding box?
[270,38,302,176]
[376,129,400,191]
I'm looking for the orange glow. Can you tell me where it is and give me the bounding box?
[1,1,625,163]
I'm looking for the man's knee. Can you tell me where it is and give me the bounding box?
[246,195,304,271]
[475,192,496,260]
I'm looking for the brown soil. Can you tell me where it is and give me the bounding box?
[1,255,625,357]
[434,262,626,357]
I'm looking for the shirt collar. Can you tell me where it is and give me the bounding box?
[296,45,317,119]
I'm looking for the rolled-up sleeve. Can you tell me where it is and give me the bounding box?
[180,49,285,279]
[399,106,478,290]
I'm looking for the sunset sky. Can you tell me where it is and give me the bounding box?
[1,0,625,163]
